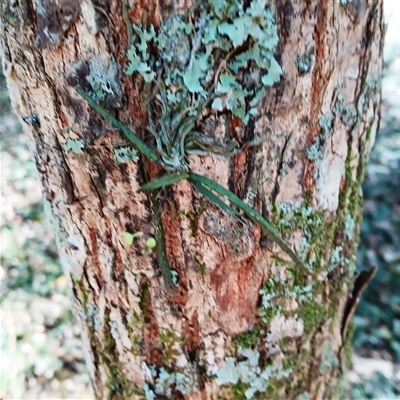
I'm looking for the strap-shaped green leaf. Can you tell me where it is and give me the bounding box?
[189,173,315,276]
[76,87,161,165]
[77,86,318,279]
[141,171,189,191]
[190,180,240,220]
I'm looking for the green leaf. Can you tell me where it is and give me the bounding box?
[189,173,316,277]
[140,171,189,191]
[76,87,161,165]
[191,180,240,220]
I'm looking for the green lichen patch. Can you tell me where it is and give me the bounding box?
[125,310,144,355]
[194,257,206,282]
[72,277,103,331]
[257,272,328,337]
[341,321,355,370]
[301,293,328,333]
[232,326,262,349]
[71,277,89,310]
[258,278,283,324]
[159,329,184,362]
[272,201,340,275]
[100,310,139,399]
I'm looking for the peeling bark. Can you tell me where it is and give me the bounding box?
[0,0,384,399]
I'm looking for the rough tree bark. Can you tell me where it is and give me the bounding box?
[0,0,384,399]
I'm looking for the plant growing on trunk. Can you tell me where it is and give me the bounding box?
[0,0,384,398]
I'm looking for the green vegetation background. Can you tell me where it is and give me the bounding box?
[1,4,399,399]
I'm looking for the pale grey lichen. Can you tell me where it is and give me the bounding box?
[275,202,320,237]
[306,136,324,162]
[85,57,124,108]
[333,93,359,127]
[296,49,315,75]
[203,212,255,259]
[143,383,155,400]
[296,391,311,400]
[63,138,85,154]
[259,278,282,323]
[216,347,292,399]
[22,114,40,126]
[244,190,257,207]
[319,340,339,372]
[171,270,179,285]
[341,105,358,127]
[113,146,138,164]
[275,202,301,229]
[144,365,199,398]
[79,302,102,330]
[306,113,334,164]
[319,113,334,136]
[344,214,356,240]
[328,246,344,272]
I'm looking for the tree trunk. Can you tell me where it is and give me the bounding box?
[0,0,384,399]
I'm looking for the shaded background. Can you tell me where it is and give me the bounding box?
[1,2,399,399]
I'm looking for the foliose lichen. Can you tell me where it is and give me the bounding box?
[296,49,315,75]
[306,113,334,163]
[216,347,292,399]
[85,57,124,108]
[63,138,85,154]
[343,214,355,240]
[143,365,199,399]
[333,93,358,127]
[22,114,40,126]
[125,0,281,170]
[113,146,139,164]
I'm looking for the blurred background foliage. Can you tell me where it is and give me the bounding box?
[1,2,399,399]
[0,56,92,398]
